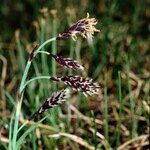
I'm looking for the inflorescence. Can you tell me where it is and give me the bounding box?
[57,13,100,40]
[29,13,100,120]
[29,88,70,120]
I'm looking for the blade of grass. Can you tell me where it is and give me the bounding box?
[15,32,26,73]
[67,16,74,130]
[67,15,74,75]
[104,83,109,142]
[16,115,48,149]
[125,55,137,138]
[40,19,48,75]
[8,113,14,150]
[4,90,16,107]
[91,111,98,150]
[40,18,49,96]
[51,18,57,91]
[31,132,37,150]
[49,132,95,150]
[49,18,60,130]
[12,92,24,150]
[116,71,123,147]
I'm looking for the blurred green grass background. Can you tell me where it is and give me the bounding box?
[0,0,149,149]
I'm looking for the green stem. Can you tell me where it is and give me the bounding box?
[104,85,109,142]
[12,92,24,150]
[36,51,51,55]
[19,61,31,93]
[22,76,51,90]
[15,36,57,150]
[51,20,57,91]
[35,37,56,54]
[19,37,56,93]
[17,120,29,133]
[126,55,137,138]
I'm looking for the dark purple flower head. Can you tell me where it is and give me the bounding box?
[29,88,70,120]
[51,54,84,70]
[57,13,100,41]
[50,76,100,96]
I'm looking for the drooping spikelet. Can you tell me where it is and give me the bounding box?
[29,88,70,120]
[51,54,84,70]
[50,76,100,96]
[43,52,84,70]
[57,13,100,40]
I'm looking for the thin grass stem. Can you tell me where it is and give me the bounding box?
[51,20,57,91]
[116,71,123,146]
[91,111,98,150]
[22,76,50,90]
[125,55,137,138]
[16,115,48,149]
[16,36,25,72]
[12,92,24,150]
[19,37,56,93]
[40,19,48,75]
[35,37,56,54]
[104,85,109,142]
[36,51,51,55]
[8,113,14,150]
[17,120,29,133]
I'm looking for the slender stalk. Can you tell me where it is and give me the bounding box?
[40,19,48,75]
[51,19,57,91]
[67,16,74,75]
[91,111,98,150]
[36,51,51,55]
[125,55,137,138]
[69,38,74,75]
[8,113,14,150]
[12,92,24,150]
[67,16,73,129]
[104,85,109,142]
[116,71,123,146]
[17,120,29,133]
[35,37,56,54]
[15,37,56,149]
[22,76,50,90]
[19,37,56,93]
[19,61,31,93]
[16,36,25,72]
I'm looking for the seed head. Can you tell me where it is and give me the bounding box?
[50,76,100,96]
[51,54,84,70]
[29,88,70,120]
[57,13,100,40]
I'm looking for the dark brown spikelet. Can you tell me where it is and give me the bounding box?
[50,76,100,96]
[51,54,84,70]
[57,13,100,40]
[29,88,70,120]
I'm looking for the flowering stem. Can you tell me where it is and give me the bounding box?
[15,37,57,149]
[22,76,51,90]
[36,51,51,55]
[35,37,56,54]
[19,61,32,93]
[19,37,56,93]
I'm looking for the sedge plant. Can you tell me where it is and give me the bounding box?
[9,13,100,150]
